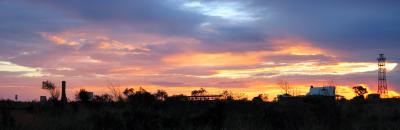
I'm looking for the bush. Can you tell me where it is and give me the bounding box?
[76,89,92,103]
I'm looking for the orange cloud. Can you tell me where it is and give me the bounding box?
[163,37,331,68]
[208,62,397,78]
[163,51,265,67]
[56,55,103,65]
[161,37,398,80]
[40,31,150,55]
[41,32,80,46]
[269,37,327,56]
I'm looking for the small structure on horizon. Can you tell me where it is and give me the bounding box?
[277,93,304,102]
[307,86,336,96]
[187,95,223,101]
[367,93,381,101]
[15,94,18,101]
[278,85,341,102]
[392,96,400,99]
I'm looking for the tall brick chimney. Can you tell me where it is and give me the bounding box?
[61,81,67,103]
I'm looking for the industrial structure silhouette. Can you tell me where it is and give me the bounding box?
[378,54,388,97]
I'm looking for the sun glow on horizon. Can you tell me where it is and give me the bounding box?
[69,83,398,102]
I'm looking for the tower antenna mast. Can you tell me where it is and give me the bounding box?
[378,54,388,97]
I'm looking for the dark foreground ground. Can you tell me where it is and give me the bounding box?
[1,98,400,130]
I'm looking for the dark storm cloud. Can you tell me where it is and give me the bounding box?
[0,0,85,64]
[9,44,76,68]
[32,0,205,36]
[3,0,400,54]
[0,1,83,38]
[195,24,268,49]
[28,0,272,52]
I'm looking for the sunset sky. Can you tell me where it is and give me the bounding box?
[1,0,400,100]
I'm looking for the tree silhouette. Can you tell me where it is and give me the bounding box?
[277,80,290,95]
[107,80,123,101]
[221,90,233,100]
[154,89,168,101]
[136,87,148,94]
[42,81,60,101]
[123,88,135,97]
[353,86,368,97]
[233,93,248,100]
[252,96,263,103]
[191,88,207,96]
[124,87,156,106]
[258,94,268,101]
[252,94,268,103]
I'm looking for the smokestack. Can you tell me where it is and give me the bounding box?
[61,81,67,103]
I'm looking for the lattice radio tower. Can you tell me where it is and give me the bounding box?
[378,54,388,97]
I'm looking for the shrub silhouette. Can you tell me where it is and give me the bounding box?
[125,87,156,106]
[252,95,264,103]
[76,89,91,103]
[4,87,400,130]
[252,94,268,103]
[93,94,113,104]
[92,111,123,130]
